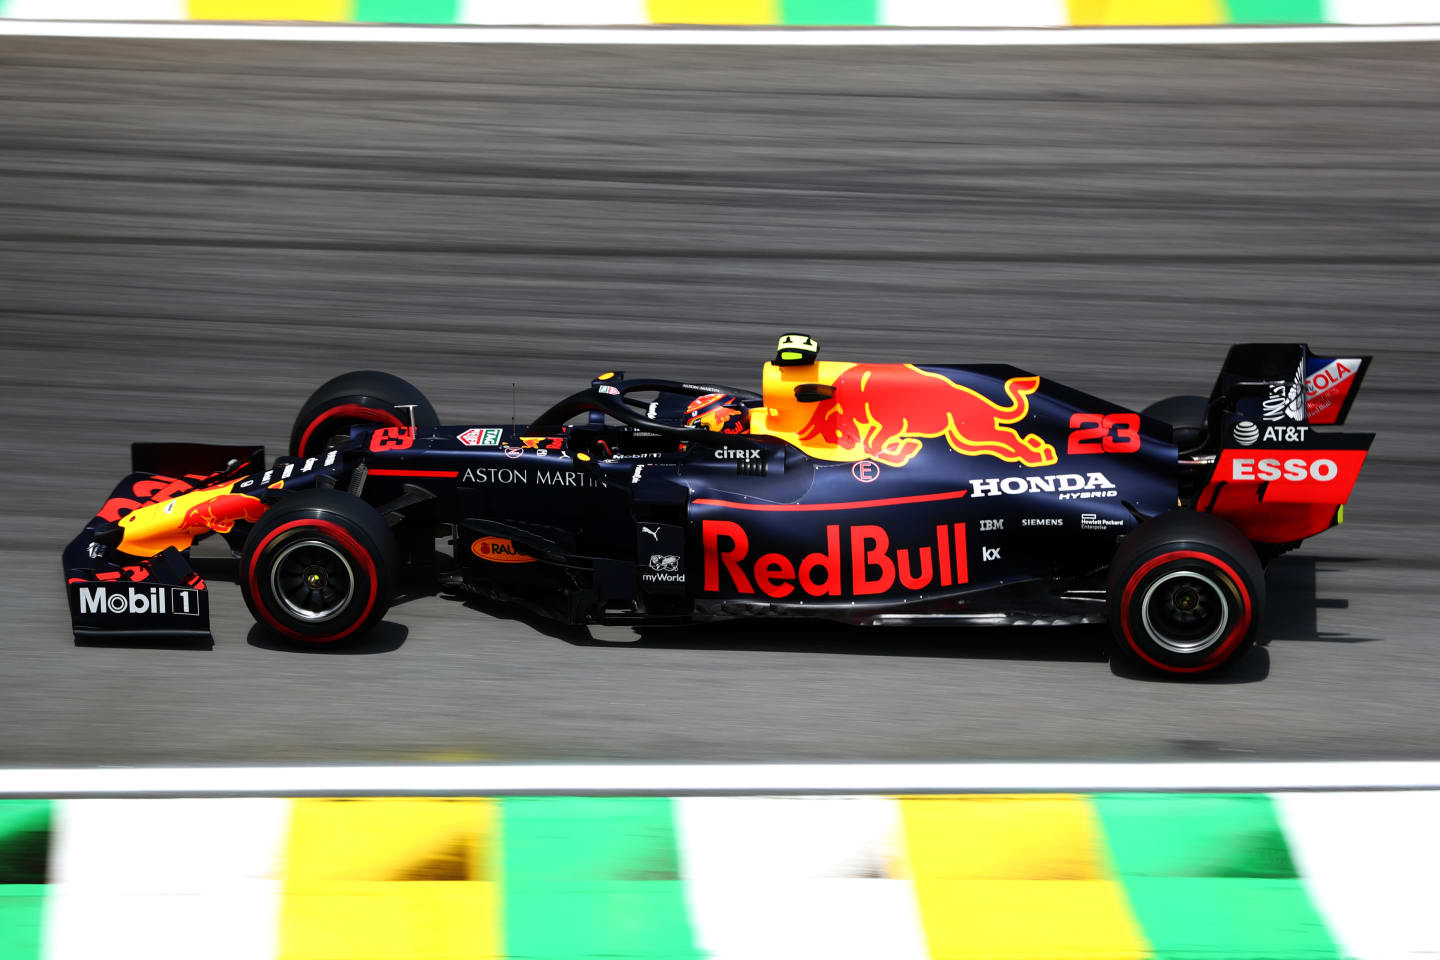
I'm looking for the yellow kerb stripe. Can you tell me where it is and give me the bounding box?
[188,0,352,21]
[647,0,778,24]
[279,798,502,960]
[899,794,1151,960]
[1067,0,1224,24]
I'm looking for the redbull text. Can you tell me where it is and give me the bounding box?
[702,519,968,598]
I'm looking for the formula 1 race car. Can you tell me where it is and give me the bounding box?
[64,335,1373,676]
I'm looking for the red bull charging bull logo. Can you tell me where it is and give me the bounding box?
[180,493,267,536]
[117,482,270,556]
[795,364,1058,468]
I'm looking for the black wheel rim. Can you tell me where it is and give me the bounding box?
[270,539,355,623]
[1140,570,1229,654]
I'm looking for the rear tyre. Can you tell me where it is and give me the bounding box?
[1106,511,1264,677]
[289,370,439,459]
[241,489,397,646]
[1140,394,1209,453]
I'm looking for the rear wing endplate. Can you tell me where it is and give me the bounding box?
[1209,343,1371,427]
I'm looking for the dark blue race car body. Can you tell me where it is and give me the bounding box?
[64,338,1373,675]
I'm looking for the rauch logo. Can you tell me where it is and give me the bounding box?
[471,537,536,564]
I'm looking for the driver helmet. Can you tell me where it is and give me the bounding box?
[685,393,749,434]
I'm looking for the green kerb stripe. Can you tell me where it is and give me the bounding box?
[0,800,51,960]
[501,797,700,959]
[1094,793,1342,960]
[1224,0,1324,22]
[781,0,878,24]
[353,0,459,23]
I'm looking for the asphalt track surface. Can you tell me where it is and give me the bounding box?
[2,38,1438,767]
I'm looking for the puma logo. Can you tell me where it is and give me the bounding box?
[641,526,660,541]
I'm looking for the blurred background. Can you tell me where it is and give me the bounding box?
[1,31,1437,768]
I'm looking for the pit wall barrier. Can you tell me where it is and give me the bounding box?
[0,0,1436,25]
[3,792,1439,959]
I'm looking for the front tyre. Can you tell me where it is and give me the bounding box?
[289,370,439,460]
[241,489,397,646]
[1106,511,1265,677]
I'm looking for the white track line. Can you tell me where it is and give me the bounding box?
[2,20,1440,44]
[1,761,1438,796]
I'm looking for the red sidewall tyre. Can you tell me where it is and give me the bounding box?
[1107,512,1265,677]
[289,371,438,460]
[295,403,403,462]
[241,490,397,646]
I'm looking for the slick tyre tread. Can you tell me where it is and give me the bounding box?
[289,370,439,459]
[241,489,398,647]
[1107,511,1265,677]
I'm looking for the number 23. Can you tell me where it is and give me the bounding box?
[1068,413,1140,454]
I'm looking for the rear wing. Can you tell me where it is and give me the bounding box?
[1200,344,1374,544]
[1303,352,1370,426]
[1209,343,1371,428]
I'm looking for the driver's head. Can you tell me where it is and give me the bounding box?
[685,393,749,434]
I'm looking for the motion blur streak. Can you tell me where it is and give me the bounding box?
[2,40,1439,767]
[1093,794,1341,958]
[676,796,929,959]
[501,798,696,958]
[7,793,1436,958]
[8,20,1440,41]
[39,798,288,960]
[900,795,1150,958]
[280,799,501,959]
[1276,792,1440,959]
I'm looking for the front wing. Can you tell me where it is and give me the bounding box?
[63,443,263,641]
